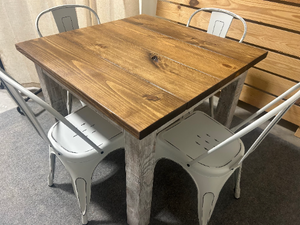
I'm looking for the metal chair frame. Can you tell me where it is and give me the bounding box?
[35,4,100,114]
[155,81,300,224]
[186,7,247,43]
[0,68,124,225]
[187,8,247,118]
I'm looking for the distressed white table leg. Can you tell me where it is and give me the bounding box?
[215,71,248,128]
[125,131,157,225]
[35,65,68,116]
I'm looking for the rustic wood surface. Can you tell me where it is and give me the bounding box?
[156,0,300,81]
[157,1,300,58]
[123,15,266,65]
[246,68,299,100]
[215,71,247,127]
[16,14,267,140]
[157,0,300,136]
[254,51,300,82]
[125,130,157,225]
[16,15,267,225]
[240,85,300,126]
[271,0,300,5]
[167,0,300,32]
[35,65,68,117]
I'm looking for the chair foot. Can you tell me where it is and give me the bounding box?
[82,214,88,225]
[233,188,240,199]
[73,177,91,225]
[48,149,56,186]
[234,166,242,199]
[48,178,54,187]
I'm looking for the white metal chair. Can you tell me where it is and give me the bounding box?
[0,68,124,225]
[155,82,300,224]
[187,8,247,118]
[35,4,100,114]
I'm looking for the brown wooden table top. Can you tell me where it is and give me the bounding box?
[16,14,267,139]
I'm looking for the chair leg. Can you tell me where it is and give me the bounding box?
[188,169,234,225]
[209,96,214,118]
[65,159,100,225]
[234,165,242,199]
[72,177,91,225]
[67,91,73,114]
[48,147,56,187]
[196,190,215,225]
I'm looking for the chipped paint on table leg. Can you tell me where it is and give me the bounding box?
[125,131,157,225]
[35,65,68,116]
[215,71,248,128]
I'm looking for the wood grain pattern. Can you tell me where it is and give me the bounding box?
[16,15,266,139]
[35,65,68,117]
[215,71,247,127]
[240,85,300,126]
[157,1,300,57]
[16,15,267,225]
[123,15,267,64]
[17,36,186,139]
[245,68,298,100]
[258,0,300,6]
[52,24,221,104]
[254,52,300,82]
[156,0,300,130]
[125,130,156,225]
[167,0,300,32]
[106,20,247,79]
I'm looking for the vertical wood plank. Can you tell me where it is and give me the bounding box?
[35,65,68,116]
[215,71,248,128]
[125,130,157,225]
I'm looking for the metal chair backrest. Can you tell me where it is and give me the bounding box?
[186,8,247,43]
[36,4,100,37]
[0,68,101,151]
[0,74,49,144]
[188,82,300,168]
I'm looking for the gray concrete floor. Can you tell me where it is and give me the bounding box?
[1,87,299,147]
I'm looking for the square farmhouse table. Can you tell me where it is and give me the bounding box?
[16,15,267,225]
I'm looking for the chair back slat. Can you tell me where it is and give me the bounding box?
[35,4,100,37]
[238,104,293,166]
[208,11,233,38]
[186,8,247,43]
[52,7,79,33]
[232,83,300,132]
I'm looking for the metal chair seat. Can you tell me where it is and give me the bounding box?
[155,82,300,224]
[157,112,244,176]
[0,68,124,225]
[49,106,123,160]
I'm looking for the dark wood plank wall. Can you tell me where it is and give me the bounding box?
[156,0,300,136]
